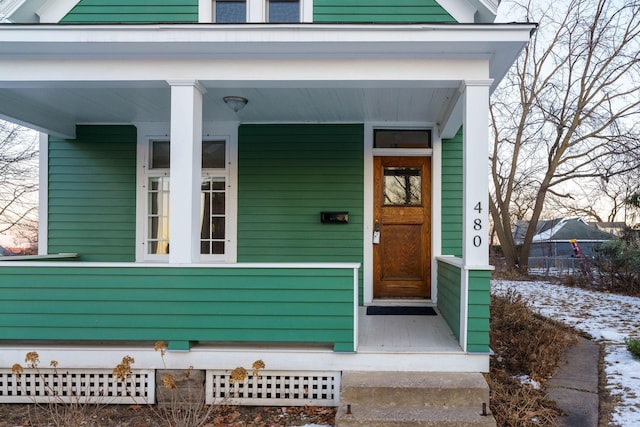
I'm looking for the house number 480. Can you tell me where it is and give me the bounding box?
[473,202,483,247]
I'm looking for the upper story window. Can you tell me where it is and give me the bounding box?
[206,0,306,23]
[268,0,300,23]
[214,0,247,23]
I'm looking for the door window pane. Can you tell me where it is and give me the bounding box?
[268,0,300,22]
[383,167,421,205]
[374,129,431,149]
[215,0,246,23]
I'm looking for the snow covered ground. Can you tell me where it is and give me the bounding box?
[493,280,640,426]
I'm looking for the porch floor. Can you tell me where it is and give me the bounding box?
[357,307,462,353]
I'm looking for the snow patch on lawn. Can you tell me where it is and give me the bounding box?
[493,280,640,427]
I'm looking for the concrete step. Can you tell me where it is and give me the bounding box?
[334,405,496,427]
[339,371,490,408]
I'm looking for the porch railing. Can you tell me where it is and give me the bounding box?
[0,262,359,352]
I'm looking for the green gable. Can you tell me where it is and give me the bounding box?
[60,0,198,24]
[314,0,456,23]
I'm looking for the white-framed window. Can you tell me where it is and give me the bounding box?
[204,0,309,23]
[137,124,237,263]
[213,0,247,23]
[266,0,300,22]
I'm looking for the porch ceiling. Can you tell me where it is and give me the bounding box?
[0,23,536,137]
[0,84,457,135]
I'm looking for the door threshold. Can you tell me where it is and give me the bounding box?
[369,299,434,307]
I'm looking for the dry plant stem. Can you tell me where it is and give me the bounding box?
[489,290,577,426]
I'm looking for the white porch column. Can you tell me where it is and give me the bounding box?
[167,80,206,264]
[461,80,492,267]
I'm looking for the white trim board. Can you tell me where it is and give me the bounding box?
[0,345,489,373]
[37,131,48,255]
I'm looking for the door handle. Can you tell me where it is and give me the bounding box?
[373,222,380,244]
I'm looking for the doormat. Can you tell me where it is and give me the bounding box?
[366,306,437,316]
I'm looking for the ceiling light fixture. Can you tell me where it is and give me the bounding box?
[223,96,248,112]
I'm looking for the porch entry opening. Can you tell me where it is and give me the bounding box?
[373,156,431,299]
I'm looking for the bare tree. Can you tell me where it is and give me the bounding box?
[490,0,640,270]
[0,120,38,241]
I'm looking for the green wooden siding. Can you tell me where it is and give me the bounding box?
[436,259,461,341]
[314,0,456,23]
[467,269,491,353]
[60,0,198,24]
[0,265,356,352]
[48,126,136,262]
[441,129,463,257]
[237,124,364,300]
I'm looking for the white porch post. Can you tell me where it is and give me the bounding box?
[459,80,492,352]
[167,80,206,264]
[461,80,492,267]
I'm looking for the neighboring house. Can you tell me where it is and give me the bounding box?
[590,221,627,237]
[517,218,615,260]
[0,0,534,414]
[0,245,12,256]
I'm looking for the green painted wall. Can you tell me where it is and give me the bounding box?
[237,124,364,300]
[314,0,456,23]
[60,0,198,24]
[48,126,136,262]
[0,266,355,351]
[467,269,491,353]
[441,129,463,257]
[436,259,461,341]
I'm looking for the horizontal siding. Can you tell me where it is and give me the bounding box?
[441,129,463,257]
[314,0,456,23]
[436,260,461,342]
[237,124,364,300]
[467,269,491,353]
[48,126,136,262]
[0,266,356,352]
[60,0,198,23]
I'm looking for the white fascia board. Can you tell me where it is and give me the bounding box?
[0,23,536,51]
[0,58,491,86]
[0,24,534,90]
[37,0,80,23]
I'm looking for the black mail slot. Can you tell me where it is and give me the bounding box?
[320,211,349,223]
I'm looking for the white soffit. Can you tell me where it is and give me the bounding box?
[37,0,80,23]
[437,0,478,23]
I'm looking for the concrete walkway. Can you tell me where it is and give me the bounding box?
[547,336,600,427]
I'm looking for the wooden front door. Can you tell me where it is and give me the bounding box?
[373,156,431,299]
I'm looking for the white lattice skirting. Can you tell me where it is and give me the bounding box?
[0,369,155,404]
[206,370,340,406]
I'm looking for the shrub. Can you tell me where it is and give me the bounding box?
[593,227,640,295]
[625,337,640,359]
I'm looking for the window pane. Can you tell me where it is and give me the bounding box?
[215,0,246,23]
[151,141,170,169]
[374,129,431,149]
[269,0,299,22]
[202,141,226,168]
[201,177,226,255]
[383,167,421,205]
[148,177,170,254]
